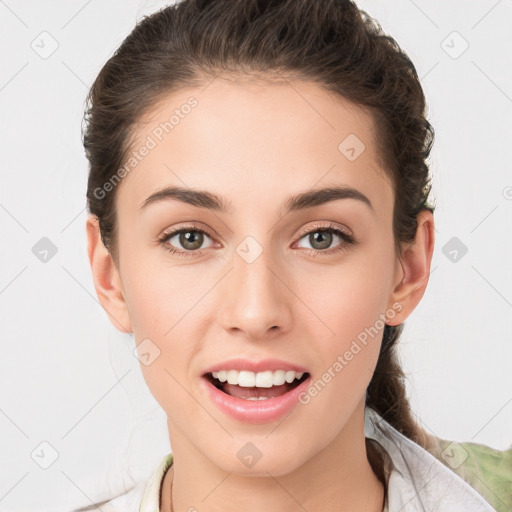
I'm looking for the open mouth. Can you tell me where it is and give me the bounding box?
[203,371,310,400]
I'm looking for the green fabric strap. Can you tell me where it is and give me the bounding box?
[427,438,512,512]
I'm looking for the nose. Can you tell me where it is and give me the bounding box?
[219,244,293,340]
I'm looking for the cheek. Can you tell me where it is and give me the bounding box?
[296,273,387,434]
[126,268,198,417]
[295,239,395,407]
[303,241,395,344]
[119,244,214,409]
[119,244,197,334]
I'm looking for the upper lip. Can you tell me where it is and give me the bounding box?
[202,358,309,375]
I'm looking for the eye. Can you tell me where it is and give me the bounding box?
[295,222,354,255]
[157,221,355,258]
[158,224,216,257]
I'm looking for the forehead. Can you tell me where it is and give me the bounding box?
[117,77,392,216]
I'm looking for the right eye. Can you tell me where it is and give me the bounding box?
[158,225,217,257]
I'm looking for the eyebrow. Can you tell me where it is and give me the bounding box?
[139,185,374,214]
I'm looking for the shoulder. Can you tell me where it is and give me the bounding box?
[426,436,512,512]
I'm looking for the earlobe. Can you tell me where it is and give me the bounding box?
[86,214,133,333]
[386,209,435,326]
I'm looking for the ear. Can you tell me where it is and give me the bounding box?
[86,214,132,333]
[386,209,435,325]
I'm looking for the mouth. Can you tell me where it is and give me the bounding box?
[203,370,310,400]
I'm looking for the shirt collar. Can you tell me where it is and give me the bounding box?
[365,407,496,511]
[139,407,497,512]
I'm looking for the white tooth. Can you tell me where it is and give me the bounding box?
[272,370,286,386]
[259,396,270,400]
[285,370,296,383]
[245,397,260,401]
[227,370,239,385]
[256,370,274,388]
[238,370,255,387]
[211,369,307,387]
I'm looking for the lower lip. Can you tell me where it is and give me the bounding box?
[201,375,311,424]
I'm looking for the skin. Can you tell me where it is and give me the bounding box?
[87,76,434,512]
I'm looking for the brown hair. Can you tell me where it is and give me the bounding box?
[83,0,436,490]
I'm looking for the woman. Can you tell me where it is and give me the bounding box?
[83,0,510,510]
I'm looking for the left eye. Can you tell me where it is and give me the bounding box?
[296,227,351,252]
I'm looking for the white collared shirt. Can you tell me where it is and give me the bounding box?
[364,407,497,511]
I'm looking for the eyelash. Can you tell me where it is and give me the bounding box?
[157,221,355,259]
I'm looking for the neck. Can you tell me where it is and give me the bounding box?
[161,402,385,512]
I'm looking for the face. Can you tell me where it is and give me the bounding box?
[101,77,406,475]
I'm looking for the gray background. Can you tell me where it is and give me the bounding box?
[1,0,511,510]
